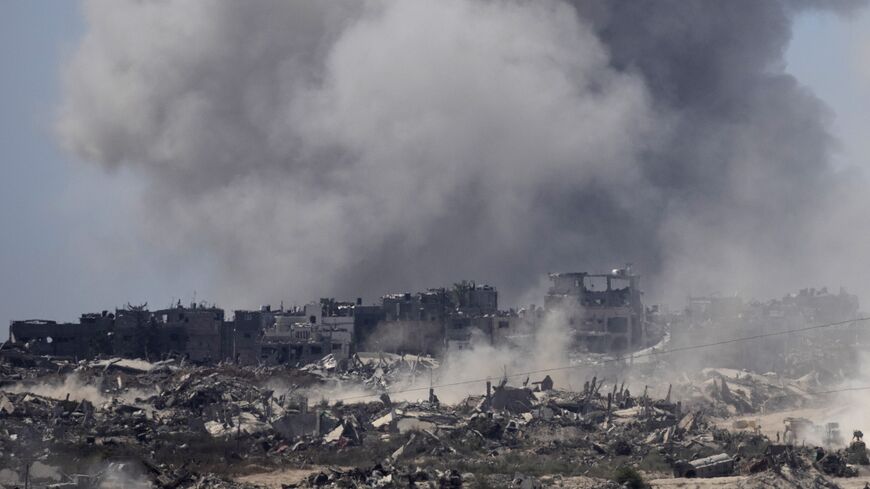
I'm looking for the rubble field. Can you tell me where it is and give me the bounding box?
[2,348,870,489]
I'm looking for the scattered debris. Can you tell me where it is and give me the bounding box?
[1,278,867,489]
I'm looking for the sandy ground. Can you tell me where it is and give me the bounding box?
[716,404,856,444]
[833,466,870,488]
[234,466,348,488]
[645,457,870,488]
[648,476,748,487]
[233,401,870,489]
[834,477,870,488]
[236,467,870,488]
[557,476,623,488]
[647,474,870,489]
[648,472,870,489]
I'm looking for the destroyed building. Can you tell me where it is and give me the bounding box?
[7,279,514,363]
[8,319,82,358]
[544,266,649,353]
[258,302,354,366]
[5,274,870,488]
[374,290,461,355]
[10,303,229,364]
[785,287,860,324]
[154,304,224,363]
[8,267,683,365]
[10,311,116,359]
[226,307,270,365]
[674,287,861,374]
[112,305,153,358]
[370,282,516,354]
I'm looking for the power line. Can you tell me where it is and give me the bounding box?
[333,316,870,402]
[810,386,870,395]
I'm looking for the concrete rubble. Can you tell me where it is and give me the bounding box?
[1,348,867,488]
[2,278,869,488]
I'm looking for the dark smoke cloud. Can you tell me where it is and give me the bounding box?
[58,0,868,308]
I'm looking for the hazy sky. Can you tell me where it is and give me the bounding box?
[0,2,208,334]
[1,2,869,337]
[788,9,870,174]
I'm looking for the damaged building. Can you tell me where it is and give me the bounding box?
[675,287,861,373]
[258,302,354,366]
[154,304,224,363]
[11,303,227,363]
[7,267,693,364]
[544,266,649,353]
[227,307,272,365]
[370,281,515,354]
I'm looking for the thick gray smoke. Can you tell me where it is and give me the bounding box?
[58,0,868,308]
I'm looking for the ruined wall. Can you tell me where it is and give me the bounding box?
[154,307,223,363]
[230,310,268,365]
[544,271,646,353]
[352,306,385,351]
[260,337,330,366]
[113,309,153,359]
[9,321,81,358]
[361,319,444,355]
[78,313,114,357]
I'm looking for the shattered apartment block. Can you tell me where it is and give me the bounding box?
[785,287,860,324]
[6,270,664,365]
[10,267,851,374]
[444,281,503,350]
[225,307,271,365]
[675,287,861,373]
[112,305,153,358]
[154,303,224,363]
[10,311,115,359]
[371,281,516,354]
[544,266,649,353]
[258,302,354,366]
[9,319,83,358]
[10,303,228,364]
[373,290,451,355]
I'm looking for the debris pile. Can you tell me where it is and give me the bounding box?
[301,353,439,392]
[0,349,864,488]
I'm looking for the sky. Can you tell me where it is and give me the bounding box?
[1,2,869,337]
[787,9,870,174]
[0,2,207,334]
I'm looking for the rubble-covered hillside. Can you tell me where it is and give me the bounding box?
[3,345,870,489]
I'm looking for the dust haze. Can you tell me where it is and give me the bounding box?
[56,0,870,310]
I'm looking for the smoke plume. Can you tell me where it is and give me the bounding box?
[58,0,868,307]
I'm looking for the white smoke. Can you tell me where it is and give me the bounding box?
[3,373,154,406]
[57,0,649,308]
[381,303,587,405]
[56,0,870,311]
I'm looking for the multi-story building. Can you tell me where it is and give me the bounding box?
[78,311,115,358]
[9,319,81,357]
[259,303,351,365]
[113,305,154,359]
[544,267,646,353]
[4,269,665,362]
[228,306,274,365]
[153,303,224,363]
